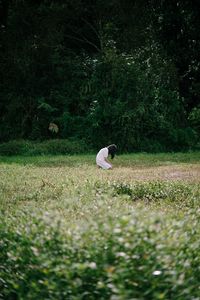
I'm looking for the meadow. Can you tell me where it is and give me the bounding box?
[0,152,200,300]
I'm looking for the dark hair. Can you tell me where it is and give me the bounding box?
[107,144,117,159]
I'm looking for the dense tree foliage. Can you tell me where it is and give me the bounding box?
[0,0,199,151]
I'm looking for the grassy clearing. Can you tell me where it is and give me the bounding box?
[0,151,200,167]
[0,152,200,299]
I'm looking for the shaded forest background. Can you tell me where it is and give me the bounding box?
[0,0,200,152]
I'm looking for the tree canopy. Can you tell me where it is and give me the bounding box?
[0,0,199,151]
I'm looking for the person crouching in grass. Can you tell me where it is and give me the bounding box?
[96,144,117,170]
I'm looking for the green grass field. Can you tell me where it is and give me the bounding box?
[0,152,200,300]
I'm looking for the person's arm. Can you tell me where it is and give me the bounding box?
[105,157,112,167]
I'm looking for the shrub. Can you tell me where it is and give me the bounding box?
[0,139,91,156]
[112,181,196,206]
[0,140,31,156]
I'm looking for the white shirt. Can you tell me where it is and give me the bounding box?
[96,147,108,163]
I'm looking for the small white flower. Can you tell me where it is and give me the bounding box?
[114,228,121,233]
[116,252,126,257]
[88,262,97,269]
[118,237,124,243]
[152,270,162,276]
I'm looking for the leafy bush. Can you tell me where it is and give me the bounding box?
[112,181,198,207]
[0,140,31,156]
[29,139,90,155]
[112,182,133,196]
[0,139,91,156]
[188,107,200,147]
[188,107,200,134]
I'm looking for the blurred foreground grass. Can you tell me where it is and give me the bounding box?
[0,153,200,299]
